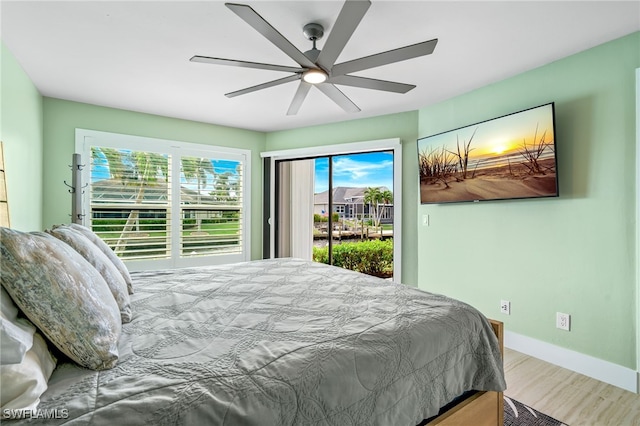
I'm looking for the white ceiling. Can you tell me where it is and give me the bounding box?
[1,1,638,133]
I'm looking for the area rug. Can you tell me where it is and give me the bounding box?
[504,396,569,426]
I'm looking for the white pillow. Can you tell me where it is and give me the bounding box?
[0,332,56,411]
[0,286,35,365]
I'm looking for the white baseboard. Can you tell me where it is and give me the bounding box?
[505,330,638,394]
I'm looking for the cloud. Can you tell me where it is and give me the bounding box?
[331,157,393,182]
[312,153,394,193]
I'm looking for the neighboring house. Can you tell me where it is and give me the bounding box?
[313,186,393,224]
[90,178,240,226]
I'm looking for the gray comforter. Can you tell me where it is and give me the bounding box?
[13,258,506,425]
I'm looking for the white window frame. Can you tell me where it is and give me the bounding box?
[261,138,402,282]
[75,129,251,271]
[635,67,640,382]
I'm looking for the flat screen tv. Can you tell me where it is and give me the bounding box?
[417,102,558,204]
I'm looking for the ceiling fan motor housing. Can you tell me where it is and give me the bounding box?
[303,23,324,61]
[303,23,324,41]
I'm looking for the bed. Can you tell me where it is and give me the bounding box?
[1,227,505,425]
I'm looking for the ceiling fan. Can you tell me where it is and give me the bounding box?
[190,0,438,115]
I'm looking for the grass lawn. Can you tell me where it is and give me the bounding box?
[96,222,240,241]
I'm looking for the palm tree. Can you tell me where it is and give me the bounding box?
[181,156,216,230]
[91,147,168,254]
[380,189,393,226]
[381,189,393,205]
[211,172,232,202]
[182,157,215,203]
[363,187,383,232]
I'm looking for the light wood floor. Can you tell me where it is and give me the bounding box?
[504,348,640,425]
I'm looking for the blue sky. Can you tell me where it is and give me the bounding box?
[314,151,394,194]
[91,150,240,191]
[92,149,392,195]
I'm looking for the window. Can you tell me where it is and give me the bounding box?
[76,129,251,270]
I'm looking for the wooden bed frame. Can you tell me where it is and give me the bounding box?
[426,319,504,426]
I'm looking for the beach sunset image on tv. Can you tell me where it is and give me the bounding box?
[418,103,558,204]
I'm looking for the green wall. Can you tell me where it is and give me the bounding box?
[2,31,638,371]
[41,98,266,260]
[265,111,420,285]
[417,32,639,368]
[0,42,43,231]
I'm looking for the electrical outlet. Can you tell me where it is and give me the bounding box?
[500,300,510,315]
[556,312,570,331]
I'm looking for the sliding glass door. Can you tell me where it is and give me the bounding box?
[274,150,395,279]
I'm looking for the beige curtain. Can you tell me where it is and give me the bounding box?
[277,160,314,260]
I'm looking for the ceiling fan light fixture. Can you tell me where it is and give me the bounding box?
[302,69,328,84]
[201,1,437,115]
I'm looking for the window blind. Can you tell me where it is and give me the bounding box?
[179,155,243,258]
[90,147,172,261]
[78,129,251,270]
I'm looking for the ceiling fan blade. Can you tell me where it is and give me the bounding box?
[225,3,316,69]
[329,75,415,93]
[316,83,360,113]
[331,38,438,76]
[287,81,312,115]
[190,56,305,73]
[316,0,371,70]
[225,74,301,98]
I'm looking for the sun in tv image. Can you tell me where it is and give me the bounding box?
[417,103,558,204]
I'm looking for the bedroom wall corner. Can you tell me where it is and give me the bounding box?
[0,42,44,231]
[416,32,640,376]
[41,98,267,260]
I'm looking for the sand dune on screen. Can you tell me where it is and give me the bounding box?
[420,155,558,203]
[421,174,557,203]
